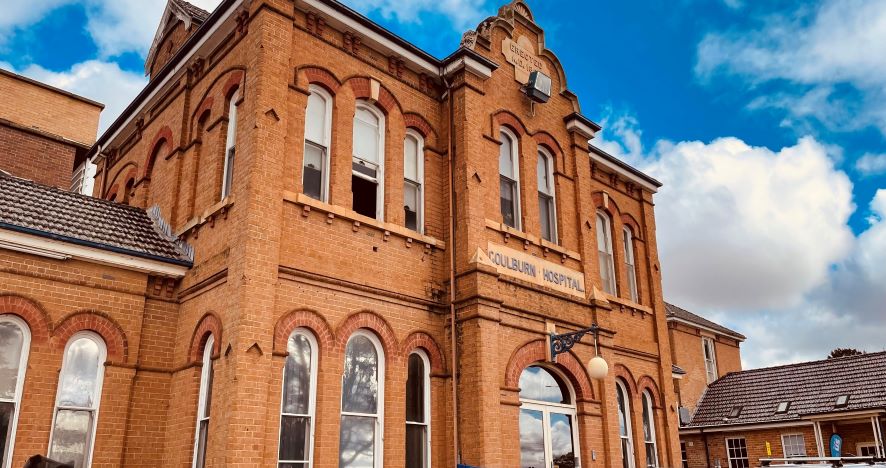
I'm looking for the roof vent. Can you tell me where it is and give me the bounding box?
[775,402,790,414]
[835,395,850,408]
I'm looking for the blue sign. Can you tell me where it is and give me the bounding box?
[830,434,843,457]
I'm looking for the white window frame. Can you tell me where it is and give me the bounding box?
[537,147,558,243]
[303,85,333,202]
[352,102,386,221]
[597,211,617,295]
[192,334,214,468]
[48,331,106,468]
[642,390,659,468]
[616,379,636,468]
[403,130,425,234]
[0,315,30,468]
[726,437,749,468]
[339,330,385,468]
[781,433,806,458]
[406,350,431,468]
[702,336,718,383]
[857,442,877,457]
[623,225,639,303]
[499,128,522,230]
[277,328,318,468]
[221,90,239,199]
[518,365,582,468]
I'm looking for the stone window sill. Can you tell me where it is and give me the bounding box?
[484,218,581,261]
[605,293,653,315]
[175,196,234,237]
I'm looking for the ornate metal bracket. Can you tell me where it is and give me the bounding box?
[549,323,601,362]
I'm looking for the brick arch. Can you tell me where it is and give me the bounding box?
[533,131,564,159]
[273,308,334,354]
[53,311,128,362]
[637,375,663,408]
[620,213,643,240]
[189,312,223,362]
[492,109,528,136]
[298,65,342,94]
[347,77,400,115]
[143,126,174,178]
[591,191,622,218]
[0,294,51,342]
[334,311,399,361]
[403,112,437,142]
[222,70,245,101]
[105,184,120,202]
[106,163,139,199]
[401,331,446,375]
[192,95,214,129]
[504,339,595,401]
[613,363,639,396]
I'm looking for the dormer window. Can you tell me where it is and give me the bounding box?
[775,402,790,414]
[835,395,850,407]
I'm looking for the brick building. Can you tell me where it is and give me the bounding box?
[1,0,691,467]
[680,352,886,468]
[0,68,103,191]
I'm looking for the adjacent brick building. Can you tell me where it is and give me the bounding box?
[1,1,694,467]
[0,68,103,190]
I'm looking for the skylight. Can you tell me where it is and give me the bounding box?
[776,402,790,413]
[835,395,850,407]
[728,406,743,418]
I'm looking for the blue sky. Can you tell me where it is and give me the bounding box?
[2,0,884,368]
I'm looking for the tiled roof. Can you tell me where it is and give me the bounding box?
[672,364,687,375]
[666,302,746,340]
[688,351,886,428]
[172,0,210,22]
[0,172,192,265]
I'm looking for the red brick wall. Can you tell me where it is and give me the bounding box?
[670,322,742,412]
[0,123,78,188]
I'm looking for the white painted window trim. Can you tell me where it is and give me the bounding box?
[781,433,806,458]
[623,226,639,303]
[726,437,749,468]
[352,102,386,221]
[406,349,431,468]
[0,315,30,468]
[403,130,425,234]
[221,90,239,199]
[340,330,385,468]
[616,379,636,468]
[277,328,318,468]
[537,147,558,244]
[192,334,214,468]
[597,211,618,295]
[304,85,333,203]
[48,331,106,468]
[702,336,718,383]
[857,442,877,456]
[519,365,582,468]
[499,127,522,231]
[642,390,659,468]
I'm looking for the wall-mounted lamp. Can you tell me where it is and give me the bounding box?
[549,322,610,379]
[524,70,552,103]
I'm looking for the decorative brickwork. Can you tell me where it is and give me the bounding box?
[637,375,663,408]
[53,310,128,362]
[273,308,335,354]
[504,339,595,401]
[299,66,341,94]
[0,293,52,342]
[143,126,174,178]
[189,312,223,361]
[401,331,447,375]
[334,311,399,359]
[348,77,400,115]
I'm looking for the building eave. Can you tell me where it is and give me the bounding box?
[588,144,662,193]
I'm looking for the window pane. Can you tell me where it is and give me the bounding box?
[226,99,238,149]
[646,443,657,468]
[58,338,102,409]
[305,92,327,144]
[404,181,420,232]
[195,419,209,468]
[539,194,553,242]
[642,397,653,442]
[0,321,24,399]
[339,415,375,468]
[405,424,427,468]
[341,336,378,414]
[353,112,379,164]
[537,153,550,193]
[499,133,515,178]
[406,354,425,423]
[1,401,13,466]
[617,385,629,437]
[48,409,92,468]
[501,178,517,228]
[519,409,545,468]
[519,366,567,403]
[600,251,615,294]
[596,214,610,253]
[223,147,235,197]
[280,464,308,468]
[282,334,312,415]
[279,415,310,462]
[550,413,576,468]
[404,136,419,181]
[303,143,325,201]
[622,439,633,468]
[352,176,379,219]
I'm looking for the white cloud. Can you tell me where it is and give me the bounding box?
[4,60,148,134]
[348,0,488,30]
[595,113,886,368]
[696,0,886,136]
[856,153,886,176]
[0,0,70,45]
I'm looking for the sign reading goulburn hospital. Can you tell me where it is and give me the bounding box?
[502,36,549,83]
[486,242,586,298]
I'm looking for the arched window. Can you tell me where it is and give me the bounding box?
[192,335,214,468]
[596,211,617,295]
[352,103,385,220]
[616,379,636,468]
[537,148,557,243]
[222,90,239,199]
[0,315,30,468]
[304,85,332,202]
[499,128,521,230]
[48,332,106,468]
[623,226,639,302]
[403,131,424,233]
[340,331,385,468]
[518,366,580,468]
[278,329,318,468]
[405,350,430,468]
[122,178,135,205]
[641,390,659,468]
